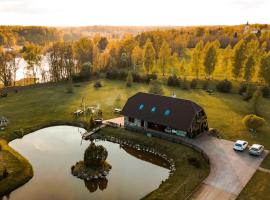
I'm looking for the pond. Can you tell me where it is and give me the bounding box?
[7,126,169,200]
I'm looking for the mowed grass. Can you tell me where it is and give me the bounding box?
[98,127,209,200]
[1,79,270,158]
[1,79,270,199]
[0,140,33,196]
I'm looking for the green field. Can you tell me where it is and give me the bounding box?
[0,79,270,199]
[237,170,270,200]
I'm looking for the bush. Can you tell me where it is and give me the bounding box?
[79,62,92,81]
[2,168,8,178]
[190,79,198,89]
[239,83,247,95]
[66,76,73,93]
[94,81,102,88]
[187,157,201,168]
[202,80,209,90]
[216,80,232,93]
[242,114,265,132]
[145,73,157,84]
[182,78,189,90]
[0,91,8,98]
[261,86,270,98]
[149,80,164,95]
[126,72,133,87]
[132,72,144,83]
[106,70,127,81]
[167,75,180,87]
[243,84,256,101]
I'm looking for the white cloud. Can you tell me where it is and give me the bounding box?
[0,0,269,26]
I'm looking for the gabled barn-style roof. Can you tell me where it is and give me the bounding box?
[121,92,204,131]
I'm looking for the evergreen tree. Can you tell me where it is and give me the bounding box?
[143,39,156,74]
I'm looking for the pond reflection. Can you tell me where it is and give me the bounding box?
[84,178,108,193]
[7,126,169,200]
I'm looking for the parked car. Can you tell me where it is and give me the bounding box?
[249,144,264,156]
[233,140,248,151]
[114,108,122,114]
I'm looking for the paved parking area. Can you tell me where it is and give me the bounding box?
[190,134,268,200]
[103,117,124,127]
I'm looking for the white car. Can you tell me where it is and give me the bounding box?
[249,144,264,156]
[233,140,248,151]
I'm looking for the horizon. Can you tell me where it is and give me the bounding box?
[0,0,269,26]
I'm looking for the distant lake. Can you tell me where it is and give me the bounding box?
[7,126,169,200]
[16,55,49,82]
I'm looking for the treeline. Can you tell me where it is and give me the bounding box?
[0,26,62,46]
[1,24,270,88]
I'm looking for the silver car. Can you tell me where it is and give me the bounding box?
[249,144,264,156]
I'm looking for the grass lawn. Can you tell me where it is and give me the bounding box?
[0,140,33,196]
[237,170,270,200]
[98,127,209,200]
[0,79,270,198]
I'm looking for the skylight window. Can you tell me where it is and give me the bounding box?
[164,109,171,116]
[151,106,157,112]
[139,104,144,110]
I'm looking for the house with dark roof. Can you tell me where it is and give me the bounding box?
[121,92,208,138]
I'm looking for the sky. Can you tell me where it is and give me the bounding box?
[0,0,269,26]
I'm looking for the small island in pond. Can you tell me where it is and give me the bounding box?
[71,142,112,181]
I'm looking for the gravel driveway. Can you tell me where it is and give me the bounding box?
[189,133,268,200]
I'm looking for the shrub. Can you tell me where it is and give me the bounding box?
[66,76,73,93]
[167,75,180,87]
[126,72,133,87]
[2,168,8,178]
[261,86,270,98]
[106,70,127,81]
[187,157,201,168]
[0,91,8,98]
[239,83,247,95]
[79,62,92,81]
[149,80,164,95]
[202,80,209,90]
[94,81,102,88]
[132,72,144,83]
[145,73,157,84]
[190,79,198,89]
[243,84,256,101]
[242,114,265,132]
[216,80,232,93]
[182,78,189,90]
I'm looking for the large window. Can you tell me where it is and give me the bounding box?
[164,109,171,116]
[128,117,135,123]
[151,106,157,112]
[139,104,144,110]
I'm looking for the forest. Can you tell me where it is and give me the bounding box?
[1,23,270,91]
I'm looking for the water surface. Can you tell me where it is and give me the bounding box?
[7,126,169,200]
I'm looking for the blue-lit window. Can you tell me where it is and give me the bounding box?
[151,106,157,112]
[139,104,144,110]
[164,109,171,116]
